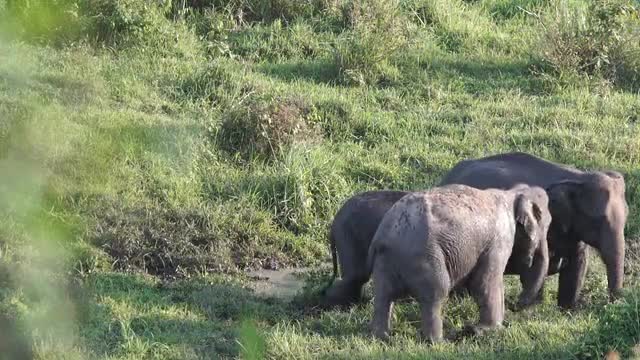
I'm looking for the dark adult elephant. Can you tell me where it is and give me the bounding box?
[440,152,628,308]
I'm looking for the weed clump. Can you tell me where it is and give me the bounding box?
[539,0,640,90]
[333,0,411,85]
[216,96,321,162]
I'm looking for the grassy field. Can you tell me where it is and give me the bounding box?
[1,0,640,358]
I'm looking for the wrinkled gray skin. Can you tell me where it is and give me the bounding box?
[323,190,409,307]
[368,184,551,342]
[441,152,629,308]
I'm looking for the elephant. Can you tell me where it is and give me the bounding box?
[440,152,629,308]
[322,190,409,307]
[367,184,552,342]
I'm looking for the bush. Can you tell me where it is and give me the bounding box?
[178,60,244,106]
[539,0,640,89]
[332,0,411,85]
[216,96,322,162]
[80,0,202,57]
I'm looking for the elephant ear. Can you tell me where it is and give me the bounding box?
[545,180,583,228]
[575,174,612,218]
[515,193,543,243]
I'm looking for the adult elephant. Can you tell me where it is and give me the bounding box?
[440,152,629,309]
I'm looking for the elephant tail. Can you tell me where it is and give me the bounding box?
[366,241,377,278]
[330,230,339,281]
[321,229,339,295]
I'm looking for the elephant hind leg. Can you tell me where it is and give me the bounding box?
[323,276,368,307]
[418,298,445,343]
[409,266,448,343]
[369,259,399,341]
[467,263,506,333]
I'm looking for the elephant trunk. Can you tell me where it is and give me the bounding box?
[600,229,625,301]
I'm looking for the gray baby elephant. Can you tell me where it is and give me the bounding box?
[367,184,551,342]
[323,190,409,307]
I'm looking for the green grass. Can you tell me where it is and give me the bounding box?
[1,0,640,358]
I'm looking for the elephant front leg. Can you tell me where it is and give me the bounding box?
[557,242,588,309]
[517,242,550,309]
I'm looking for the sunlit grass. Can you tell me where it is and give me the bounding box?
[0,0,639,359]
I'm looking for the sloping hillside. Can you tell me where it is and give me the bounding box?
[1,0,640,358]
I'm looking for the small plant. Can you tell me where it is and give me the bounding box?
[216,96,321,161]
[332,0,411,86]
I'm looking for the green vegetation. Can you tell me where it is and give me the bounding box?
[1,0,640,358]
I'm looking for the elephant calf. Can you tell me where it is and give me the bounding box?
[367,184,551,342]
[323,190,409,307]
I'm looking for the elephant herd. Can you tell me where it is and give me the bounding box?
[321,152,629,343]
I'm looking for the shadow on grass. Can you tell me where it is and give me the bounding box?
[343,156,449,191]
[419,56,547,96]
[75,272,302,359]
[257,59,340,86]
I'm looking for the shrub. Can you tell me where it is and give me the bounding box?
[216,96,322,162]
[539,0,640,89]
[80,0,202,57]
[332,0,411,85]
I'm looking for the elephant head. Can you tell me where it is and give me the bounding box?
[546,171,628,299]
[514,186,551,268]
